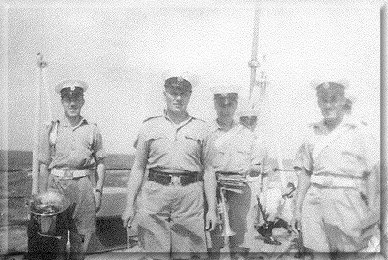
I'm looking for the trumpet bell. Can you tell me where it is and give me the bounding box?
[221,228,236,237]
[221,230,236,237]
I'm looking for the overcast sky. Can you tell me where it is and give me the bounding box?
[3,1,381,160]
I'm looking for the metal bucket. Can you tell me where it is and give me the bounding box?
[29,190,70,238]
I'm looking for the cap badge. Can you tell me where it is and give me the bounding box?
[322,82,330,89]
[177,76,184,83]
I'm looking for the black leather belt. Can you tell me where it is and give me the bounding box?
[216,171,240,175]
[215,171,247,190]
[148,169,203,186]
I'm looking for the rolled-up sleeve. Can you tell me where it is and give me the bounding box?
[37,122,52,165]
[92,125,106,161]
[294,137,314,172]
[202,129,212,167]
[136,124,150,151]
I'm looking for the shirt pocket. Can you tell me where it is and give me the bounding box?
[182,134,203,155]
[184,135,202,145]
[234,140,251,157]
[234,145,251,169]
[75,127,94,152]
[147,132,170,156]
[337,142,366,174]
[341,150,365,166]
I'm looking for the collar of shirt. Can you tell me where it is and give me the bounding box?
[312,114,359,132]
[163,109,193,130]
[340,114,360,127]
[311,114,361,160]
[61,116,88,130]
[210,118,239,132]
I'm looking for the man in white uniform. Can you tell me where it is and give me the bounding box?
[292,79,380,259]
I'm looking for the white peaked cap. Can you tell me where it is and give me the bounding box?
[211,85,241,95]
[55,79,88,94]
[310,76,357,102]
[162,69,196,84]
[310,77,349,90]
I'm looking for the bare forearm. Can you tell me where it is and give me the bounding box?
[38,163,49,193]
[294,169,311,213]
[125,166,145,209]
[204,168,217,212]
[95,161,106,190]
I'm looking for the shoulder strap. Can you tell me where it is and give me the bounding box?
[190,116,206,123]
[143,115,162,123]
[49,120,59,146]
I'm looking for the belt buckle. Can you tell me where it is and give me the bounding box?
[64,169,73,179]
[170,175,181,186]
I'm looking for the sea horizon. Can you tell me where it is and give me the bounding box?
[0,149,295,172]
[0,150,135,172]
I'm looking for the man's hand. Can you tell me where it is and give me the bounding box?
[94,190,102,212]
[356,210,380,235]
[122,206,135,229]
[290,211,302,234]
[242,164,262,177]
[205,210,218,232]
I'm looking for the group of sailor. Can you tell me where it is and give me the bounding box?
[29,72,380,260]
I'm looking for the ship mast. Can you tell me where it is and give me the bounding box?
[241,8,268,131]
[248,8,261,103]
[32,53,50,195]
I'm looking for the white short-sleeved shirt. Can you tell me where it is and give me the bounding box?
[38,117,106,170]
[207,121,268,174]
[294,115,379,180]
[137,112,211,173]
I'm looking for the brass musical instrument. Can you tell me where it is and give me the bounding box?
[218,186,236,237]
[216,173,247,259]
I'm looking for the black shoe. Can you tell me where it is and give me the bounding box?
[256,222,274,238]
[263,236,281,245]
[273,218,289,230]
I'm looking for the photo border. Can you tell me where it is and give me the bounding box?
[0,1,386,258]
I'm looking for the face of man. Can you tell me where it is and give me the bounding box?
[214,93,238,118]
[61,94,85,118]
[316,82,346,121]
[164,88,191,113]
